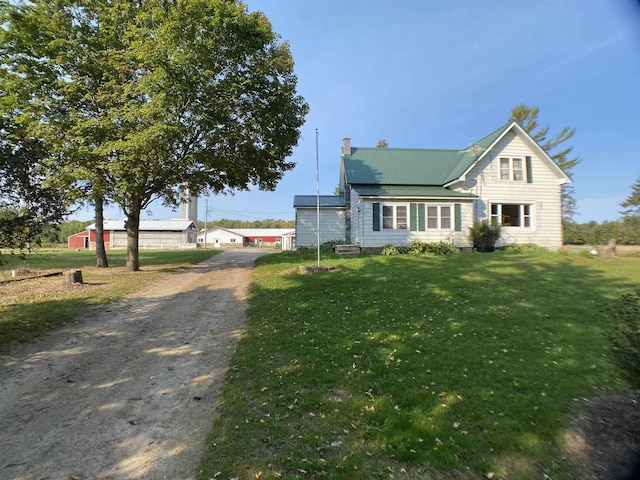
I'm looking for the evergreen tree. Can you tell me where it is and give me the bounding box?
[621,176,640,217]
[509,104,580,221]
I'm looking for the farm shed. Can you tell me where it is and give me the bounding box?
[68,219,198,250]
[198,227,295,249]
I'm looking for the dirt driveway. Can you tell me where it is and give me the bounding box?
[0,249,269,480]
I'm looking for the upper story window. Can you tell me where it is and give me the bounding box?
[500,157,523,181]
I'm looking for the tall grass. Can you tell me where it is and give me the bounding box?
[198,251,639,479]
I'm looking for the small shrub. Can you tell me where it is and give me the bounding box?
[501,243,550,255]
[395,245,411,255]
[379,245,400,256]
[297,240,347,255]
[469,221,502,252]
[321,240,347,254]
[379,242,458,256]
[607,289,640,389]
[410,240,459,256]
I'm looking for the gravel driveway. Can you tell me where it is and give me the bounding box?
[0,249,269,480]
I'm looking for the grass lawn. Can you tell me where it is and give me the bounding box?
[0,248,218,353]
[198,250,640,479]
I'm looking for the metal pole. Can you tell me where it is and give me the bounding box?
[316,128,320,268]
[204,198,208,249]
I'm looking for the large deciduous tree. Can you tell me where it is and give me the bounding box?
[509,104,580,222]
[0,0,308,271]
[0,117,67,259]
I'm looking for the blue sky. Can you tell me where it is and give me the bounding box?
[81,0,640,224]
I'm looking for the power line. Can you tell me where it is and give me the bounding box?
[208,207,293,215]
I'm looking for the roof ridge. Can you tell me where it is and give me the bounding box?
[352,146,462,153]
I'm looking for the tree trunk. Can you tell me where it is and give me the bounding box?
[95,196,109,268]
[125,205,141,272]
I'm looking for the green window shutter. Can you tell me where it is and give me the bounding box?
[373,202,380,231]
[410,203,417,231]
[418,203,426,231]
[454,203,462,231]
[526,156,533,183]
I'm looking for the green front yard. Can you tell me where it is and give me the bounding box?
[198,250,639,479]
[0,248,218,353]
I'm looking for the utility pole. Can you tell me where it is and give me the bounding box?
[316,128,320,268]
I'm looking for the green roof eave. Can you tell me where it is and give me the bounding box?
[352,185,477,199]
[293,195,345,208]
[444,122,513,184]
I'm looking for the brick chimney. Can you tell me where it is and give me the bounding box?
[342,137,351,156]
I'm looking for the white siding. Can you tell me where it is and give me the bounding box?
[357,198,474,248]
[198,228,244,247]
[111,230,195,249]
[295,208,346,247]
[454,130,564,250]
[350,189,362,245]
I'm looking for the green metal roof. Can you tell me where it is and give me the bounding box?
[352,185,477,199]
[445,122,511,182]
[293,195,345,208]
[343,123,513,187]
[344,148,464,186]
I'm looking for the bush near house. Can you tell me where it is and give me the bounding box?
[469,221,502,252]
[379,241,459,256]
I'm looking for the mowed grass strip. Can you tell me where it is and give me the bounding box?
[0,249,219,353]
[198,251,639,480]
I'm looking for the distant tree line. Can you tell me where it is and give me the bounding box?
[564,218,640,245]
[197,218,295,230]
[37,218,295,245]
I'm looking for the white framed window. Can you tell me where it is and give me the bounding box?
[381,204,408,230]
[500,157,525,182]
[490,203,532,227]
[420,204,452,230]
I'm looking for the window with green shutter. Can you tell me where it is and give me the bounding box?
[410,203,417,231]
[409,203,454,230]
[454,204,462,231]
[373,202,380,231]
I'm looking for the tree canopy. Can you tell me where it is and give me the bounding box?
[0,115,67,260]
[0,0,308,271]
[509,104,580,221]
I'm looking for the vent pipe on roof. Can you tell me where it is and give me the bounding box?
[342,137,351,156]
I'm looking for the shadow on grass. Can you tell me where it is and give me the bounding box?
[201,252,640,479]
[0,251,251,480]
